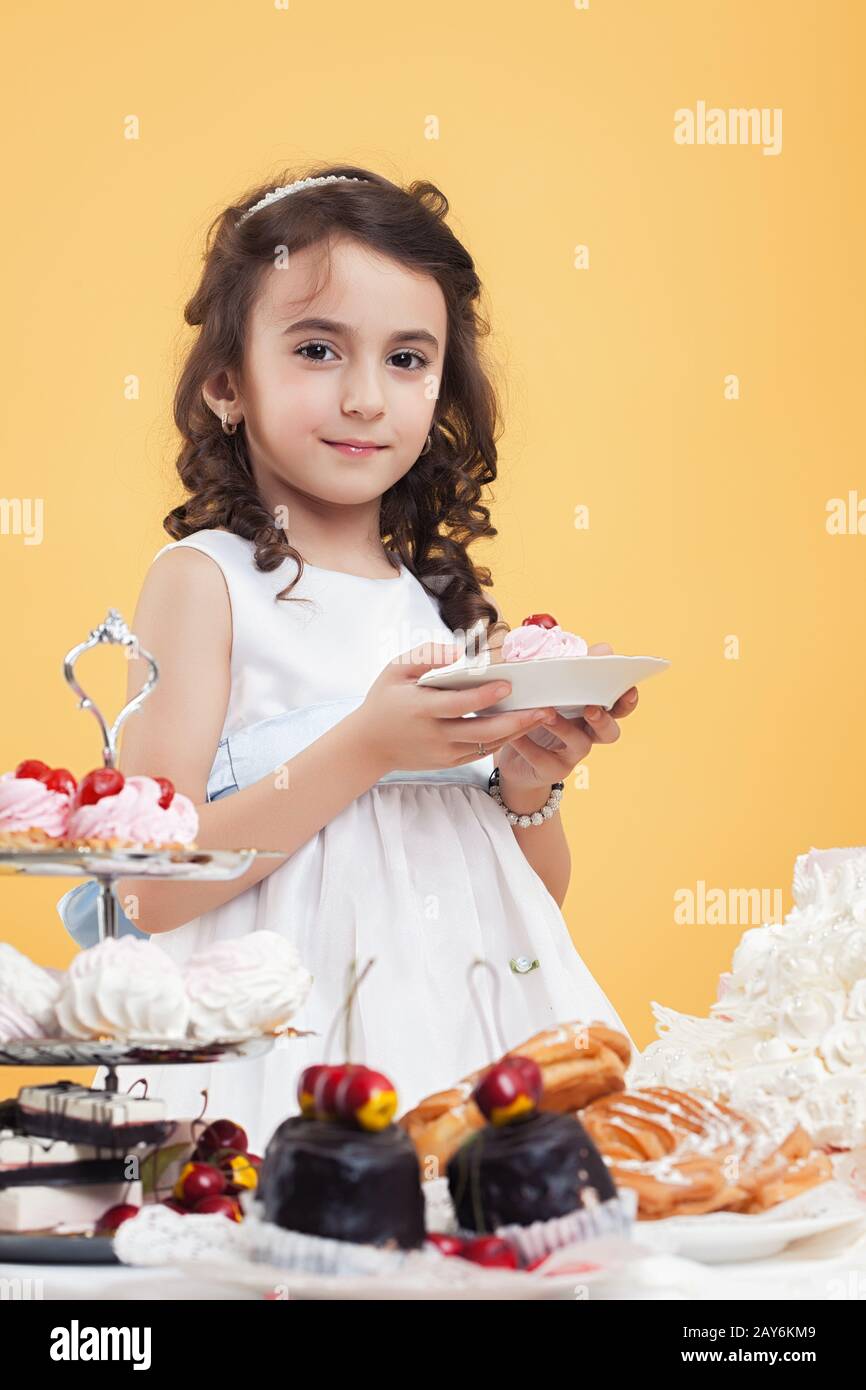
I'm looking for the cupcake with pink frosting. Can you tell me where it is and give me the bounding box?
[63,768,198,851]
[501,613,589,663]
[0,760,77,849]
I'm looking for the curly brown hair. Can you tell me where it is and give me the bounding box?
[165,161,509,646]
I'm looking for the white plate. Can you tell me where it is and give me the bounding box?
[632,1178,866,1264]
[416,654,670,719]
[176,1234,638,1301]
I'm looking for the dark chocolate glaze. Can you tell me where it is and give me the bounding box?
[16,1081,173,1147]
[0,1158,129,1190]
[446,1109,617,1231]
[257,1115,426,1249]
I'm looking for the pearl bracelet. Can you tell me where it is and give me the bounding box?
[487,766,565,827]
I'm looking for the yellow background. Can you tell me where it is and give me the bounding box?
[1,0,864,1100]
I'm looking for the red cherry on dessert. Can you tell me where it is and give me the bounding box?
[194,1118,249,1159]
[298,1064,334,1118]
[501,1054,543,1105]
[472,1059,540,1126]
[312,1063,349,1119]
[45,767,77,797]
[160,1198,188,1215]
[173,1160,226,1205]
[520,613,558,630]
[219,1152,259,1194]
[74,767,125,807]
[15,759,52,783]
[154,776,175,810]
[425,1232,467,1257]
[94,1202,140,1234]
[460,1236,519,1269]
[334,1066,398,1132]
[192,1194,243,1221]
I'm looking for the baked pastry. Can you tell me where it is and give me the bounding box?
[0,761,77,848]
[501,613,588,661]
[400,1019,630,1174]
[581,1085,833,1219]
[443,1050,629,1265]
[63,769,198,851]
[254,1062,426,1253]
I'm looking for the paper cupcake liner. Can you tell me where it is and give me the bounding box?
[238,1195,435,1279]
[461,1190,638,1268]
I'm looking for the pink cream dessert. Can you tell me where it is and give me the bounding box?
[0,760,77,848]
[501,613,589,662]
[64,769,198,851]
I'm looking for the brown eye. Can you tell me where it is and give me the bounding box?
[388,350,428,370]
[295,341,337,362]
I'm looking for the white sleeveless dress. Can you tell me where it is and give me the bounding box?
[97,529,634,1152]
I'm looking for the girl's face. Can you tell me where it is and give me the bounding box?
[228,236,447,510]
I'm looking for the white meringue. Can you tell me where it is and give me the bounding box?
[183,930,312,1043]
[632,846,866,1146]
[0,942,61,1033]
[54,935,189,1041]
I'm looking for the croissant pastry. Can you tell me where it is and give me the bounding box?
[580,1086,833,1219]
[399,1018,630,1177]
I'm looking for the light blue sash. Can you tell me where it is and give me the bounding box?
[56,701,494,948]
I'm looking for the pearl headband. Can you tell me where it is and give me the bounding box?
[236,175,370,226]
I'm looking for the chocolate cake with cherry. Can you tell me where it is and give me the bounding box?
[446,1054,617,1230]
[256,1062,426,1250]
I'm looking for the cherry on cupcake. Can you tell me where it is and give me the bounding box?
[74,767,125,806]
[94,1202,140,1234]
[334,1065,397,1132]
[155,776,175,810]
[311,1064,349,1119]
[520,614,558,629]
[298,1064,335,1118]
[15,759,53,783]
[502,1054,543,1105]
[14,761,78,797]
[472,1057,542,1126]
[45,768,77,797]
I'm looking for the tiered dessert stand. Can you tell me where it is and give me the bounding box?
[0,610,289,1262]
[0,608,288,1079]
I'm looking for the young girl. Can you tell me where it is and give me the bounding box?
[58,164,641,1153]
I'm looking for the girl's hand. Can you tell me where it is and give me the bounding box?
[355,642,561,775]
[495,642,640,792]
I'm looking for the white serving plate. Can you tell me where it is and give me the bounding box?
[176,1234,638,1301]
[632,1178,866,1264]
[416,654,670,719]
